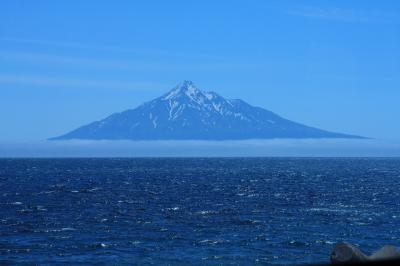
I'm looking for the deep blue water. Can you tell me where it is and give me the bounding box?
[1,158,400,265]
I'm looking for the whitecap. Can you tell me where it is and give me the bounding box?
[61,227,76,231]
[196,210,217,215]
[165,207,180,211]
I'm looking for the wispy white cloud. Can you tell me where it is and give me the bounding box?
[0,74,166,91]
[0,50,254,71]
[0,37,238,62]
[287,7,399,23]
[0,51,135,69]
[0,37,181,57]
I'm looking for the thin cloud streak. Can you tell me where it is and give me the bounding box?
[287,7,399,23]
[0,74,166,91]
[0,37,241,62]
[0,37,190,58]
[0,50,255,71]
[0,51,133,69]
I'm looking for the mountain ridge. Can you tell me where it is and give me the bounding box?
[50,80,365,140]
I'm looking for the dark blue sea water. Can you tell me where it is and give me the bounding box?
[1,158,400,265]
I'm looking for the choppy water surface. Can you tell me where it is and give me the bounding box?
[1,158,400,265]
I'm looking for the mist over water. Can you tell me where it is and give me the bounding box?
[0,139,399,157]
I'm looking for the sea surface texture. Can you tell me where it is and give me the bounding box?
[1,158,400,265]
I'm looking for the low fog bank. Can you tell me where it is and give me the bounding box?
[0,139,399,157]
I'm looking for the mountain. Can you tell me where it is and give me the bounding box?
[51,80,364,140]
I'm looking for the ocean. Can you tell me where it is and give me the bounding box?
[1,158,400,265]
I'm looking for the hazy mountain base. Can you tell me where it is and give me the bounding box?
[0,139,399,157]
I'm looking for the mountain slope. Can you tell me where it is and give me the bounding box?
[51,81,364,140]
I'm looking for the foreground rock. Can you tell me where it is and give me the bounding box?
[331,243,400,264]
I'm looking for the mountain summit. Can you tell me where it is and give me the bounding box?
[51,81,364,140]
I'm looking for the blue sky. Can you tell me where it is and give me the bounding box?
[1,0,400,141]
